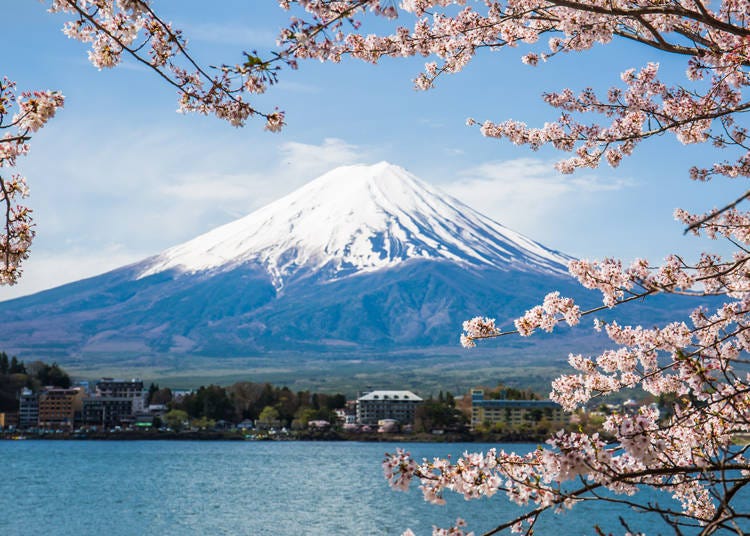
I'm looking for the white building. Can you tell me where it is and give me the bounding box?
[356,390,423,425]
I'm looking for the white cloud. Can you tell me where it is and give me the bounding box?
[158,172,262,202]
[0,244,147,301]
[279,138,364,173]
[3,131,375,299]
[442,158,632,243]
[151,137,367,211]
[179,22,279,47]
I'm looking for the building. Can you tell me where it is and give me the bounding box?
[79,378,149,427]
[356,390,423,425]
[95,378,146,414]
[19,388,39,429]
[82,398,137,428]
[470,389,567,429]
[147,404,168,417]
[38,387,85,430]
[1,412,18,430]
[334,408,356,426]
[171,389,194,401]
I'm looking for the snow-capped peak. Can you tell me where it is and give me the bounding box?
[138,162,570,287]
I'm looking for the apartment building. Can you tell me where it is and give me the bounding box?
[470,389,567,428]
[95,378,147,414]
[38,387,85,430]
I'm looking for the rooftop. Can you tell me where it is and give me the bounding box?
[358,390,422,402]
[473,399,561,408]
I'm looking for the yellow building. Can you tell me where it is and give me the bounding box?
[471,389,567,428]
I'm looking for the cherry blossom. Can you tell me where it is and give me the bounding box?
[261,1,750,534]
[0,79,64,285]
[48,0,288,129]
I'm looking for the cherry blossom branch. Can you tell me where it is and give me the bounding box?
[0,79,63,285]
[684,189,750,235]
[50,0,285,129]
[461,289,656,347]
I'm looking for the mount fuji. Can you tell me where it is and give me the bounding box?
[138,161,570,285]
[0,162,611,362]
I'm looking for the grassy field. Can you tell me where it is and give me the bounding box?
[63,347,572,397]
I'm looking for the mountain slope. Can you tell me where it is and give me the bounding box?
[0,162,626,361]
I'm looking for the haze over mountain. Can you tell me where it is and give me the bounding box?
[0,162,624,363]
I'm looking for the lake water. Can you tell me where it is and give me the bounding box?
[1,440,746,535]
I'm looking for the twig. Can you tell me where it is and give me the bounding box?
[684,189,750,235]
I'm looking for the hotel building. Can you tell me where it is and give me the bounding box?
[356,390,423,425]
[470,389,567,429]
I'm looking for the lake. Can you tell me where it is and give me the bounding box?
[0,440,745,535]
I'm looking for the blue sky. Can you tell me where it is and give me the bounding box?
[0,0,744,300]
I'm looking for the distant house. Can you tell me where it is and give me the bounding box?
[470,389,567,429]
[308,420,331,430]
[214,420,233,431]
[134,415,155,428]
[147,404,168,417]
[237,419,255,431]
[356,390,423,425]
[333,408,355,424]
[0,411,19,429]
[255,418,282,431]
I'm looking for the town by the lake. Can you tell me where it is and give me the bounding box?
[0,355,657,444]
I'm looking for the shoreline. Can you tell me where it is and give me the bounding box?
[1,429,551,443]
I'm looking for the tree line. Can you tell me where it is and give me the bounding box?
[150,381,349,430]
[0,353,71,412]
[153,383,469,433]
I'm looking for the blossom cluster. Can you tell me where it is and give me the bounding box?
[269,0,750,189]
[48,0,286,130]
[410,242,750,534]
[264,2,750,532]
[513,291,580,336]
[460,316,500,348]
[385,383,750,533]
[0,79,64,285]
[401,518,474,536]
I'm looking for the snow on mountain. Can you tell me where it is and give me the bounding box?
[139,161,570,288]
[0,160,597,360]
